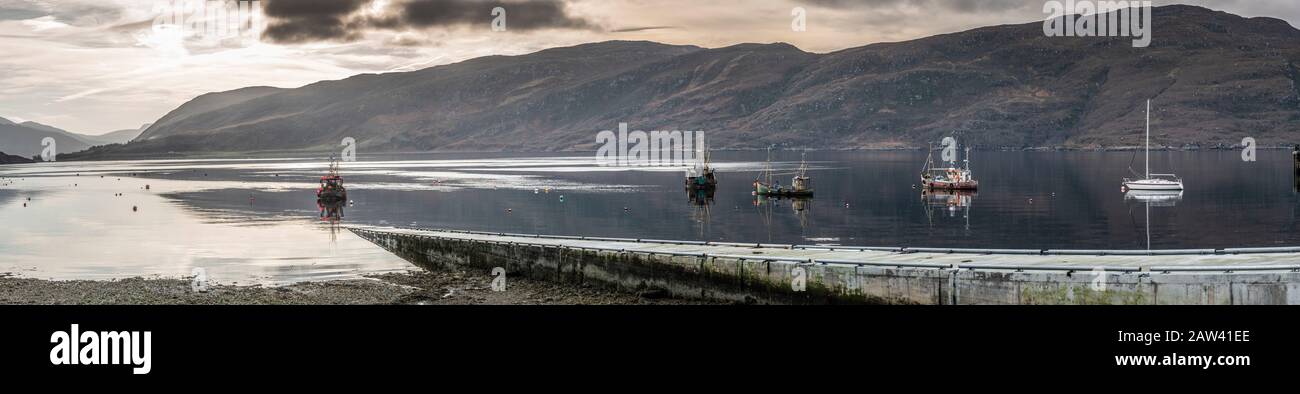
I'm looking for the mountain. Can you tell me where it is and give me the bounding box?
[136,86,283,142]
[0,150,34,164]
[67,5,1300,157]
[0,116,155,157]
[79,123,152,145]
[0,121,92,158]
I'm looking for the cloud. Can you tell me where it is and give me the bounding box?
[803,0,1030,12]
[262,0,599,44]
[610,25,676,33]
[263,0,373,43]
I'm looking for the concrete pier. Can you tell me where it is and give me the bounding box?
[350,226,1300,305]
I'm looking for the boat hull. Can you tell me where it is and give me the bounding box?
[317,190,347,201]
[685,177,717,190]
[923,180,978,191]
[1123,181,1183,191]
[754,182,812,197]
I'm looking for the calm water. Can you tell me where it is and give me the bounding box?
[2,150,1298,282]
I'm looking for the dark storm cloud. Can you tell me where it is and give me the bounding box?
[261,0,597,44]
[397,0,595,30]
[262,0,373,43]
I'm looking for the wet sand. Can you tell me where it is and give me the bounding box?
[0,270,717,305]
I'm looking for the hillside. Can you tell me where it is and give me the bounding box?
[65,5,1300,157]
[0,150,34,164]
[0,120,92,158]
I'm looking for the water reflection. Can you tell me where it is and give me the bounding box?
[687,188,714,238]
[752,195,815,240]
[5,150,1300,264]
[318,198,347,243]
[0,172,410,284]
[1124,190,1182,250]
[1123,190,1183,207]
[922,189,974,229]
[687,188,714,206]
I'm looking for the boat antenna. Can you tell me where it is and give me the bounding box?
[923,142,933,173]
[963,145,971,171]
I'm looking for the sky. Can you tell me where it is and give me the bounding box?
[2,0,1299,135]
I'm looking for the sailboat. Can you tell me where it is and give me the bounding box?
[1123,100,1184,191]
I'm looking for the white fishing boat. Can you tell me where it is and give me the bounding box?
[1123,100,1184,191]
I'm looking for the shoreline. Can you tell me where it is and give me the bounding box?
[38,144,1280,163]
[0,270,717,305]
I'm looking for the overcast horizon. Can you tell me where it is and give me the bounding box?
[3,0,1299,135]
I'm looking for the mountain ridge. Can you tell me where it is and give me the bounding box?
[65,5,1300,158]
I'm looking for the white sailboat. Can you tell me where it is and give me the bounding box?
[1123,100,1184,191]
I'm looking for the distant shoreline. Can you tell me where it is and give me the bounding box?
[35,144,1283,163]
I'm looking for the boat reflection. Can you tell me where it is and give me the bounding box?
[318,198,346,242]
[687,187,715,206]
[752,195,812,210]
[687,188,714,238]
[753,195,814,237]
[921,189,974,229]
[1123,190,1180,250]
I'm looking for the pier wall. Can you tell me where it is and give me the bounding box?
[351,228,1300,305]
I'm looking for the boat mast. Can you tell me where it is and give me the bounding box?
[964,146,971,171]
[1145,99,1150,179]
[798,152,807,178]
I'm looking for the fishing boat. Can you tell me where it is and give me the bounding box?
[754,150,814,197]
[317,157,347,202]
[1122,100,1184,191]
[920,141,978,190]
[685,140,717,191]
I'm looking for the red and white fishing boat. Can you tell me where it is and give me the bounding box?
[921,143,978,191]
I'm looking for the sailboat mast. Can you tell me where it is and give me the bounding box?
[1145,99,1150,179]
[764,146,772,185]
